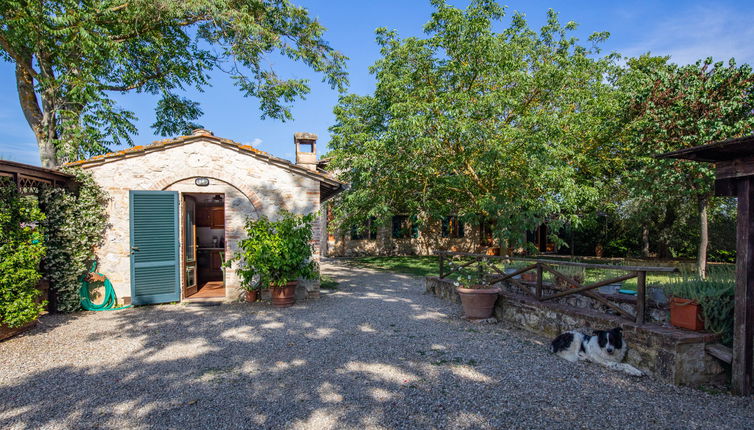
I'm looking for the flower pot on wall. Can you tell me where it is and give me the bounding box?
[669,297,704,331]
[456,286,500,319]
[271,281,297,308]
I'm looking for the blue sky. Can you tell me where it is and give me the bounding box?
[1,0,754,166]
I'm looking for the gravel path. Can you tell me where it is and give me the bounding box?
[1,260,753,429]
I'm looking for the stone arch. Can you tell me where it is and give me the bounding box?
[147,169,264,216]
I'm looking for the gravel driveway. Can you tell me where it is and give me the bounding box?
[1,260,753,429]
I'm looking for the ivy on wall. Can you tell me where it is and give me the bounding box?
[0,178,46,327]
[38,168,109,312]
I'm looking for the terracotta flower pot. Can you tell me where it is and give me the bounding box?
[670,297,705,331]
[456,286,500,319]
[245,290,258,303]
[521,272,537,282]
[271,281,297,308]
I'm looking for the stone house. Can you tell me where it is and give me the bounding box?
[66,129,345,305]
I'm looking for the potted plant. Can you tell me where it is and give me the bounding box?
[666,271,735,336]
[449,259,500,319]
[234,212,317,308]
[666,279,706,331]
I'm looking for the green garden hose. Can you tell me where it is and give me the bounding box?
[79,262,132,311]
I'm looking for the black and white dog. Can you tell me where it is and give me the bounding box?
[550,327,643,376]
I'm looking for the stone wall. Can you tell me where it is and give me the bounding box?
[81,137,322,303]
[425,276,726,386]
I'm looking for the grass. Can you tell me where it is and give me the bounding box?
[345,255,732,289]
[320,274,339,290]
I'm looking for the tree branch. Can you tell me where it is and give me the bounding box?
[0,33,39,78]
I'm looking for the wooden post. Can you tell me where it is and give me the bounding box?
[733,177,754,396]
[536,263,543,300]
[439,253,445,278]
[636,271,646,325]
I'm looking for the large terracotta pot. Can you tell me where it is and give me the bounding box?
[670,297,705,331]
[456,286,500,319]
[271,281,297,308]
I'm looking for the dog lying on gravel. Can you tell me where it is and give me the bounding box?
[550,327,644,376]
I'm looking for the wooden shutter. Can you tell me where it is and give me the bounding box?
[130,191,180,305]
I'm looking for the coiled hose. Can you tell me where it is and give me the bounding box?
[79,262,132,311]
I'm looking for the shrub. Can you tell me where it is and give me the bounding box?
[234,211,317,290]
[0,178,46,327]
[38,168,108,312]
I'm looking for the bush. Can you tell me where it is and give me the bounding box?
[0,178,46,327]
[235,211,317,290]
[38,168,108,312]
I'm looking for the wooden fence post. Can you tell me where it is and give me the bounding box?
[536,263,543,300]
[439,253,445,278]
[636,271,646,325]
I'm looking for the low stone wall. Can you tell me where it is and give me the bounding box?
[426,276,725,386]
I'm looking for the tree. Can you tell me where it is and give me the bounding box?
[0,0,348,167]
[619,56,754,277]
[328,0,620,249]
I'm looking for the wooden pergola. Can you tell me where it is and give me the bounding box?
[0,159,77,195]
[659,134,754,395]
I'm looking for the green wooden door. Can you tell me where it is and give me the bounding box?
[130,191,180,305]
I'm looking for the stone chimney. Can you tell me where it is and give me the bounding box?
[294,132,317,171]
[192,128,213,136]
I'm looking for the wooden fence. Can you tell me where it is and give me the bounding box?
[436,251,677,325]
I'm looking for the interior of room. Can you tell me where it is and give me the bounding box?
[183,193,225,299]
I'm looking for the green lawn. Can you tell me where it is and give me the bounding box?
[344,255,732,289]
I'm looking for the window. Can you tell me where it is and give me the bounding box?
[442,216,465,238]
[480,218,496,246]
[392,215,418,239]
[350,217,378,240]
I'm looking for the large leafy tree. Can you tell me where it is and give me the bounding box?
[0,0,348,167]
[328,0,620,248]
[619,56,754,276]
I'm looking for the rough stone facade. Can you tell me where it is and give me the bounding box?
[425,276,726,386]
[73,130,338,304]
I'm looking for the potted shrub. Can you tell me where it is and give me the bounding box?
[449,259,500,319]
[666,271,734,337]
[235,212,317,308]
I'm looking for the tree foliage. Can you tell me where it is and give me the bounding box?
[0,0,348,167]
[617,56,754,273]
[38,168,109,312]
[328,0,620,247]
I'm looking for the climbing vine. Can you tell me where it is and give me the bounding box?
[38,168,109,312]
[0,178,46,327]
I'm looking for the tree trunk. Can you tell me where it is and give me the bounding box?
[15,61,58,168]
[642,225,650,257]
[697,194,709,279]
